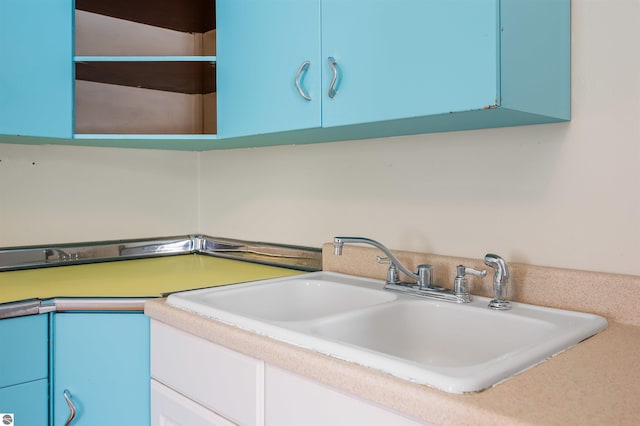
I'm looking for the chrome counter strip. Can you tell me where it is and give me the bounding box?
[199,236,322,271]
[0,235,321,272]
[119,238,194,257]
[2,298,147,318]
[41,298,149,312]
[0,299,41,319]
[0,236,195,271]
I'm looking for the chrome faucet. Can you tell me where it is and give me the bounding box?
[484,253,511,310]
[333,236,486,303]
[332,237,515,309]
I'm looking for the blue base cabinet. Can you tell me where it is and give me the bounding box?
[0,311,150,424]
[0,314,49,425]
[51,312,150,426]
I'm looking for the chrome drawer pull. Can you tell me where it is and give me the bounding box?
[327,56,338,98]
[294,61,312,101]
[63,389,77,426]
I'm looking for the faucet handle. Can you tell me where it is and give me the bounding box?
[457,265,487,279]
[453,264,487,301]
[377,256,400,284]
[416,264,433,289]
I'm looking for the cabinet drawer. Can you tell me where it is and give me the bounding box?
[0,314,48,387]
[151,320,263,426]
[0,379,48,425]
[265,365,428,426]
[151,379,236,426]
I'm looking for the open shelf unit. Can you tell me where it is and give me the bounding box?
[74,0,217,137]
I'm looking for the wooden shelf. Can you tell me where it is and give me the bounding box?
[75,60,216,94]
[75,56,217,62]
[76,0,215,33]
[74,78,217,135]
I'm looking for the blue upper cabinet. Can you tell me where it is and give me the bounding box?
[217,0,322,138]
[215,0,570,149]
[1,0,569,150]
[1,0,219,150]
[0,0,73,138]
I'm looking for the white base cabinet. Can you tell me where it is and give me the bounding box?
[150,320,429,426]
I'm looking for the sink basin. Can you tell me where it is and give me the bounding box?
[168,274,396,322]
[310,300,556,368]
[167,271,607,393]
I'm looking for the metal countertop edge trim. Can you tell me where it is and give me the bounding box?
[0,299,41,319]
[0,234,322,272]
[41,298,150,313]
[1,298,151,319]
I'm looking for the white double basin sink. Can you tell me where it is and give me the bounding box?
[167,272,607,394]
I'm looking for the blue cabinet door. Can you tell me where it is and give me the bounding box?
[0,380,48,426]
[217,0,321,138]
[0,0,73,138]
[320,0,498,128]
[52,313,150,426]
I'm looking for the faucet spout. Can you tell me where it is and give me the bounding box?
[333,237,422,284]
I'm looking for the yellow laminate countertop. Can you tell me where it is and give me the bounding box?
[0,254,302,304]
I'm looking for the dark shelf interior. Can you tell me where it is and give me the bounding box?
[76,0,215,33]
[76,61,216,94]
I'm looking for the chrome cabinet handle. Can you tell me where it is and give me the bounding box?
[63,389,77,426]
[327,56,338,98]
[294,61,312,101]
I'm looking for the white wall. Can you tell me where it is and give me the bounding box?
[1,0,638,277]
[199,0,640,276]
[0,144,198,246]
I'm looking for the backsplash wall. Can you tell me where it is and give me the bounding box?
[198,0,640,276]
[0,143,198,246]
